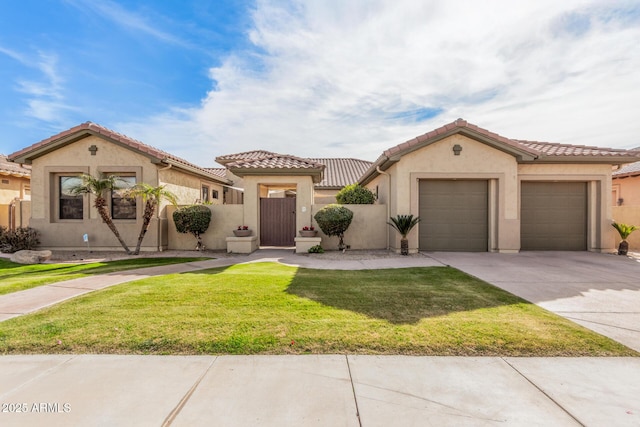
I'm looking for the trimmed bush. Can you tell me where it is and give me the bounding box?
[314,204,353,250]
[0,226,40,253]
[173,205,212,250]
[308,244,324,254]
[336,183,376,204]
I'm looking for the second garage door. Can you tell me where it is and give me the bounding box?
[419,180,488,251]
[521,182,587,250]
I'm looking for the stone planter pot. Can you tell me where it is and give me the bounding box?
[233,229,252,237]
[299,230,318,237]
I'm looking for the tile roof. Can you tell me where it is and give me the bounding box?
[360,118,640,185]
[309,158,373,189]
[613,160,640,178]
[383,118,539,158]
[8,122,229,184]
[205,168,228,178]
[0,154,31,178]
[215,150,278,165]
[228,155,325,170]
[517,140,634,158]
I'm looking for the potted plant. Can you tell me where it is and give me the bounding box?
[233,225,252,237]
[612,222,638,255]
[299,226,317,237]
[388,214,421,256]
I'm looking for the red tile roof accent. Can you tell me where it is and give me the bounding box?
[382,118,635,159]
[517,140,634,157]
[309,158,373,188]
[613,160,640,178]
[205,168,228,178]
[228,155,325,170]
[215,150,279,165]
[0,154,31,178]
[8,122,229,184]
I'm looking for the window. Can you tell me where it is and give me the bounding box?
[60,176,83,219]
[111,176,136,219]
[212,189,219,199]
[202,185,210,203]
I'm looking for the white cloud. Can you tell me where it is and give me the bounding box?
[119,0,640,164]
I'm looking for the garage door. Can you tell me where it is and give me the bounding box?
[419,180,488,251]
[521,182,587,250]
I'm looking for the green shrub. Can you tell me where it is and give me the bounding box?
[0,226,40,253]
[314,204,353,250]
[336,183,376,204]
[173,205,212,250]
[308,244,324,253]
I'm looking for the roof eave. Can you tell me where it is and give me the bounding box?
[522,155,640,165]
[162,159,232,185]
[229,167,324,183]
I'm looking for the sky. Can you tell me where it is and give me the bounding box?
[1,0,639,165]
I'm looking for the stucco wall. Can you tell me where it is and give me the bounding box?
[612,175,640,207]
[311,204,387,250]
[313,189,338,204]
[390,134,519,252]
[241,175,316,243]
[612,206,640,250]
[366,134,617,253]
[167,204,243,250]
[0,176,30,204]
[25,134,223,251]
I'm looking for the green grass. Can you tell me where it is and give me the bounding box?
[0,262,635,356]
[0,257,209,295]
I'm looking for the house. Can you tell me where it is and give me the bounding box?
[7,122,232,251]
[8,119,640,253]
[359,119,640,253]
[611,155,640,249]
[0,154,31,230]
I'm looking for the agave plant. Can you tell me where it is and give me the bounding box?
[612,222,638,255]
[388,214,421,255]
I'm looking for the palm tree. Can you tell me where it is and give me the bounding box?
[388,214,421,255]
[127,183,177,255]
[71,174,132,254]
[612,222,638,255]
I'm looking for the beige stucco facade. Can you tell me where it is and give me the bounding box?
[612,175,640,207]
[14,131,228,251]
[0,175,30,229]
[363,133,620,253]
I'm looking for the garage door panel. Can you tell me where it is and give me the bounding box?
[419,180,488,252]
[521,182,587,251]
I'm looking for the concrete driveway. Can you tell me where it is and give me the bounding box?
[428,251,640,352]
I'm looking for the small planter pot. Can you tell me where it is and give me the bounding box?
[233,229,252,237]
[299,230,318,237]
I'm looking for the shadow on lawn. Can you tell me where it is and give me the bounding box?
[286,266,527,324]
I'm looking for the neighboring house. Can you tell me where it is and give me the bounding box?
[612,155,640,207]
[611,154,640,250]
[8,122,231,251]
[8,119,640,253]
[0,154,31,229]
[359,119,640,253]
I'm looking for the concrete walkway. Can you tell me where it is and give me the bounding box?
[1,250,639,426]
[0,355,638,426]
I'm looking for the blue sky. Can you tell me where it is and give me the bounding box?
[1,0,640,164]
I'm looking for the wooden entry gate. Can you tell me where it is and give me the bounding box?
[260,198,296,246]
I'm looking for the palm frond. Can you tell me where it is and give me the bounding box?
[612,222,638,240]
[388,214,421,238]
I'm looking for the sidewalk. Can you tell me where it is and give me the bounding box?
[0,354,638,426]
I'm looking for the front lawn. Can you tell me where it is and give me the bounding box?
[0,262,635,356]
[0,257,209,295]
